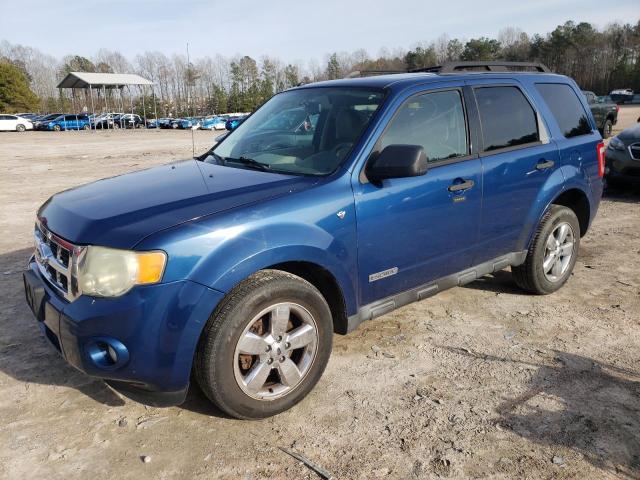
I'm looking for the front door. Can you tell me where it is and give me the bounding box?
[353,87,482,305]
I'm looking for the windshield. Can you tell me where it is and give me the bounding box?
[208,87,385,175]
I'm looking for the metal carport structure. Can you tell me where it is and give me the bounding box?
[56,72,157,130]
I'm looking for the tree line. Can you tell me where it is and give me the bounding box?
[1,20,639,115]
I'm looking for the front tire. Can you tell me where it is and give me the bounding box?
[194,270,333,419]
[16,124,26,132]
[53,125,61,132]
[512,205,580,294]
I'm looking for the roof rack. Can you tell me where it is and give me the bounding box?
[413,61,551,74]
[347,70,407,78]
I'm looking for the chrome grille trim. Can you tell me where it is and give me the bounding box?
[34,222,83,302]
[629,143,640,161]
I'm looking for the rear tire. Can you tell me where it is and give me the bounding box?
[512,205,580,295]
[83,124,90,130]
[16,124,26,132]
[194,270,333,419]
[602,119,613,139]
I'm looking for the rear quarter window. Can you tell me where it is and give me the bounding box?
[474,86,539,152]
[535,83,592,138]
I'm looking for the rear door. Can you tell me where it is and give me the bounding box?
[534,82,602,183]
[465,80,561,263]
[353,85,483,305]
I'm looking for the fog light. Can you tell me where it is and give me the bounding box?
[86,337,129,370]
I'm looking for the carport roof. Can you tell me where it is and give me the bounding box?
[57,72,154,89]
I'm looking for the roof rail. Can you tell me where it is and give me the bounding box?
[347,70,408,78]
[413,61,551,74]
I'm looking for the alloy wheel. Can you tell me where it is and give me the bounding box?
[233,302,318,400]
[542,222,575,282]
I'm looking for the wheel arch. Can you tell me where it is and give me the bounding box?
[521,181,593,253]
[550,188,591,237]
[266,261,349,335]
[192,245,358,334]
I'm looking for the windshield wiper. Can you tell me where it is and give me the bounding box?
[196,150,225,164]
[225,156,271,172]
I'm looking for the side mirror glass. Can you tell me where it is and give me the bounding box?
[366,144,428,184]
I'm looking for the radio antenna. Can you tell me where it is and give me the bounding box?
[187,42,195,158]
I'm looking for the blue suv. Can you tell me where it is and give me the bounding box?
[45,114,91,131]
[23,62,604,419]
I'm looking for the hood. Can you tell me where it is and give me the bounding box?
[38,160,318,249]
[617,124,640,143]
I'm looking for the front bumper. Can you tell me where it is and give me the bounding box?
[605,148,640,180]
[23,259,224,406]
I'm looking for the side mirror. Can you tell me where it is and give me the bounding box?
[366,144,428,184]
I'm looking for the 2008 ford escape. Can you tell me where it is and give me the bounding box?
[23,62,604,419]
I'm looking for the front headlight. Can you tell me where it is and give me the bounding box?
[608,136,625,151]
[77,246,166,297]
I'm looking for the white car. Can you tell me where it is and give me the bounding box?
[0,114,34,132]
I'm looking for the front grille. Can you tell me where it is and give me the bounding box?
[34,222,81,302]
[629,143,640,161]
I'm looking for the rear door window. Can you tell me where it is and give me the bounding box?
[378,89,469,163]
[474,86,539,152]
[536,83,592,138]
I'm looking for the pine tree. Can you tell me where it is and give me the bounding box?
[0,59,40,112]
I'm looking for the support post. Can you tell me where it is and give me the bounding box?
[152,87,159,129]
[128,85,134,131]
[141,86,147,129]
[89,85,95,132]
[103,85,110,130]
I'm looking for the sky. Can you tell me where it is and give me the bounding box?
[1,0,638,62]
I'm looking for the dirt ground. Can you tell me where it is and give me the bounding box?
[1,109,639,480]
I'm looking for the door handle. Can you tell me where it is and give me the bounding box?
[448,179,475,192]
[535,159,555,170]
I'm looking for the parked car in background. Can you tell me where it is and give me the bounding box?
[160,118,176,129]
[92,113,121,129]
[16,113,40,122]
[173,117,200,129]
[33,113,63,130]
[24,62,604,419]
[45,114,90,131]
[225,115,248,131]
[609,89,634,104]
[112,114,146,129]
[582,91,618,138]
[0,114,34,132]
[147,118,174,129]
[200,116,227,130]
[605,124,640,184]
